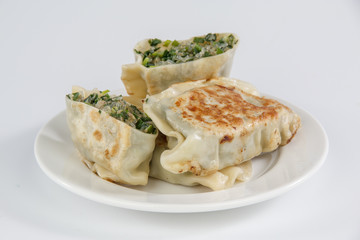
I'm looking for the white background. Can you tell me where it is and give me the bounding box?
[1,0,359,239]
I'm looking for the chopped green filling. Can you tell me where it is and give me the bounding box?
[72,92,80,101]
[172,40,180,47]
[67,91,157,134]
[84,93,99,105]
[134,33,238,67]
[193,37,205,44]
[148,38,162,46]
[216,48,224,54]
[205,33,217,42]
[163,40,171,47]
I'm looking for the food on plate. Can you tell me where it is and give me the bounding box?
[149,134,252,191]
[121,33,239,98]
[143,77,301,177]
[66,86,157,185]
[63,32,302,191]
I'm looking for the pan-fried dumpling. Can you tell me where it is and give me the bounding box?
[66,86,157,185]
[143,77,301,176]
[121,33,239,98]
[149,137,252,191]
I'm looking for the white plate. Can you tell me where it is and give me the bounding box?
[34,99,328,213]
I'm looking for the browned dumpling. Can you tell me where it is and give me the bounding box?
[143,77,301,177]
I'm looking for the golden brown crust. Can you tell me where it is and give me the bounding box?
[90,110,100,123]
[172,84,287,136]
[93,130,102,141]
[220,135,234,144]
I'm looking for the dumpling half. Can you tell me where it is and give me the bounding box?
[143,77,301,176]
[121,33,239,98]
[66,86,158,185]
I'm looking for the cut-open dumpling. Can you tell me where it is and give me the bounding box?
[149,136,252,191]
[143,77,301,177]
[66,86,157,185]
[121,33,239,98]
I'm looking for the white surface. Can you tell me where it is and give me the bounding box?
[1,0,359,239]
[34,99,328,213]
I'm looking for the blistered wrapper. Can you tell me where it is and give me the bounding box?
[143,77,301,176]
[66,86,157,185]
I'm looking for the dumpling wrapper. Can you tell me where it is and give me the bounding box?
[143,77,301,176]
[149,138,252,191]
[66,86,157,185]
[121,33,239,99]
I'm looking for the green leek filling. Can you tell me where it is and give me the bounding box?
[135,33,237,68]
[67,91,157,134]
